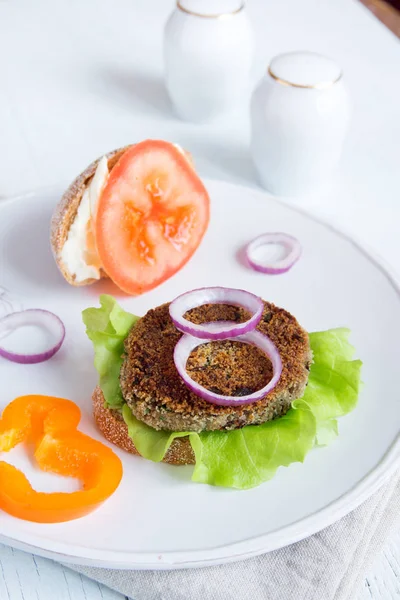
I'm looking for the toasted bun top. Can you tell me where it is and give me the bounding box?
[50,145,131,286]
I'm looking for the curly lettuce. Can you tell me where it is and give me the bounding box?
[83,295,139,410]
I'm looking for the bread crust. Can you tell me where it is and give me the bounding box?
[92,385,195,465]
[50,146,131,286]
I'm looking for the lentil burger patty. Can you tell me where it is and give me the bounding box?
[120,301,312,433]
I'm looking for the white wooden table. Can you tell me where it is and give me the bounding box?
[1,535,400,600]
[0,0,399,598]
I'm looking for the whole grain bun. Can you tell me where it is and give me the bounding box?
[92,385,195,466]
[51,146,131,286]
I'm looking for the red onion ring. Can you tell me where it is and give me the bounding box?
[0,309,65,364]
[169,287,264,340]
[245,233,302,274]
[174,327,282,406]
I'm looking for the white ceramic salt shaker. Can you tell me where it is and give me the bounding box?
[164,0,254,122]
[250,52,351,196]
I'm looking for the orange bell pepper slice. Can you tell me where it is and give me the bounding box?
[0,395,123,523]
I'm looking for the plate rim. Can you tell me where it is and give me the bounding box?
[1,437,399,570]
[0,180,399,570]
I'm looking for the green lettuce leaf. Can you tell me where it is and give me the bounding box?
[122,404,196,462]
[84,298,362,489]
[82,295,139,409]
[304,330,362,445]
[122,399,316,489]
[191,399,316,488]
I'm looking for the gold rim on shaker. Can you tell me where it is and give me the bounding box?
[176,1,245,19]
[267,65,342,90]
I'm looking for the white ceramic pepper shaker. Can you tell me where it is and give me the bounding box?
[250,52,351,196]
[164,0,254,122]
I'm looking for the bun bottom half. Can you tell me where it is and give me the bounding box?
[92,386,195,466]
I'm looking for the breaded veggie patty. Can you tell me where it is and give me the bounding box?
[120,302,312,433]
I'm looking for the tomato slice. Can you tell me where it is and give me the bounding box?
[95,140,210,295]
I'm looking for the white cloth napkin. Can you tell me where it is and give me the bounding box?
[66,472,400,600]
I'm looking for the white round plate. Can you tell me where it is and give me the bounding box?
[0,180,399,570]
